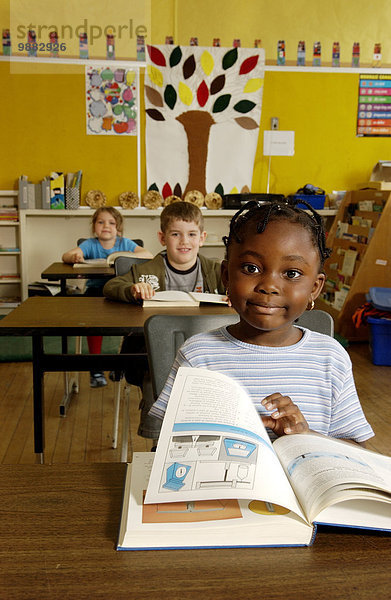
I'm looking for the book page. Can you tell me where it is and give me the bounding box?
[144,367,306,520]
[274,433,391,522]
[143,290,199,307]
[72,258,107,268]
[188,292,228,305]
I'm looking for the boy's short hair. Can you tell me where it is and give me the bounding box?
[160,202,204,233]
[91,207,123,236]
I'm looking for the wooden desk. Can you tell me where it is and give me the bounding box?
[0,297,235,460]
[41,261,115,294]
[0,462,389,599]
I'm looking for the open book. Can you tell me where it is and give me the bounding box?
[143,291,228,307]
[72,251,134,268]
[118,367,391,551]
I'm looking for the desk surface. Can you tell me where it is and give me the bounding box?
[41,261,115,280]
[0,296,236,336]
[0,462,390,600]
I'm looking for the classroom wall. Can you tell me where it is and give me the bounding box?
[1,0,391,200]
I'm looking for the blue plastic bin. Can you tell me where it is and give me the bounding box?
[367,316,391,366]
[293,194,326,210]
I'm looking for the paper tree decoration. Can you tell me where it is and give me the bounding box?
[145,45,265,198]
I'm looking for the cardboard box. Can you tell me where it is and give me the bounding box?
[357,161,391,191]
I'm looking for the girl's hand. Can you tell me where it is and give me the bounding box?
[131,282,155,301]
[71,249,84,263]
[261,392,309,437]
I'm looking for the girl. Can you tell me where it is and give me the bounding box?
[150,198,374,445]
[62,206,153,387]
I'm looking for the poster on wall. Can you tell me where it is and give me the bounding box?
[357,74,391,137]
[144,45,265,198]
[85,65,137,135]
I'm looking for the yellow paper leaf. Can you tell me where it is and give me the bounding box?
[229,186,239,194]
[147,65,164,87]
[243,78,264,93]
[200,50,214,76]
[126,71,136,86]
[178,81,193,106]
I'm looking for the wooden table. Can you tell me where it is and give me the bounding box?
[41,261,115,294]
[0,462,389,600]
[0,296,235,461]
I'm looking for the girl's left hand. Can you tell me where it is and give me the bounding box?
[261,392,309,437]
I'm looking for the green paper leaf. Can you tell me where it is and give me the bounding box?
[222,47,238,70]
[212,94,231,113]
[233,100,256,113]
[164,84,177,109]
[169,46,182,67]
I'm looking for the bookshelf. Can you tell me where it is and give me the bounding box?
[317,189,391,341]
[0,191,21,313]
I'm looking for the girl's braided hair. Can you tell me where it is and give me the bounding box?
[223,197,331,268]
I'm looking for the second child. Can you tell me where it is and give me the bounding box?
[103,202,225,441]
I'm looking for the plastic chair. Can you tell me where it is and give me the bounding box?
[144,309,333,403]
[111,254,150,460]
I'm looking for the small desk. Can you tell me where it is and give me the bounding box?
[41,261,115,294]
[0,296,235,461]
[0,462,390,599]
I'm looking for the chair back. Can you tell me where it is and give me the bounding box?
[144,313,239,399]
[114,255,149,276]
[77,238,87,246]
[295,309,334,336]
[132,239,144,247]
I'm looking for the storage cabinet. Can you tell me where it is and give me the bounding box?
[317,190,391,341]
[0,191,21,314]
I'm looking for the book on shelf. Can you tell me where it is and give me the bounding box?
[117,366,391,551]
[72,251,136,268]
[143,290,228,307]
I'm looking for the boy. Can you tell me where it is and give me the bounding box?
[103,202,225,442]
[103,202,224,303]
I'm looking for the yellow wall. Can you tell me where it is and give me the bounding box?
[1,0,391,200]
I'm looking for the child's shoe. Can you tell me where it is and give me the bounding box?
[90,372,107,387]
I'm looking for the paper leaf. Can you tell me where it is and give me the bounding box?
[241,185,251,193]
[197,80,209,107]
[183,54,196,79]
[235,116,259,129]
[200,50,214,75]
[233,100,256,113]
[210,74,225,95]
[222,47,238,70]
[178,81,193,106]
[229,186,239,194]
[164,84,177,109]
[212,94,231,113]
[243,78,264,93]
[145,85,164,107]
[148,183,159,191]
[173,183,182,197]
[239,55,259,75]
[147,65,164,87]
[147,45,166,67]
[169,46,183,67]
[214,183,224,196]
[145,108,165,121]
[162,182,172,198]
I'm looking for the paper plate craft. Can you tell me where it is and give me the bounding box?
[204,192,223,209]
[85,189,106,208]
[184,190,204,207]
[142,190,163,209]
[164,195,183,206]
[119,191,139,209]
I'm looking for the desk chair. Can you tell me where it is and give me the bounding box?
[111,255,150,460]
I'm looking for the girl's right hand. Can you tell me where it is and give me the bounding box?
[70,249,84,263]
[131,282,155,301]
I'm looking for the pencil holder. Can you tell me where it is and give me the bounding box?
[66,187,80,209]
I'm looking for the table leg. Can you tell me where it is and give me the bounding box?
[32,334,45,462]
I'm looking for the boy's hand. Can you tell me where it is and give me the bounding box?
[261,392,309,437]
[130,282,155,301]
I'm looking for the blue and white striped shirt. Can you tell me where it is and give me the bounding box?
[150,326,374,443]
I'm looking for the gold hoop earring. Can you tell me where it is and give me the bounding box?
[308,299,315,311]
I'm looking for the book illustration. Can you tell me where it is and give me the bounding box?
[160,434,259,493]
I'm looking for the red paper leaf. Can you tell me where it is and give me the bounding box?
[147,45,166,67]
[162,182,172,198]
[197,80,209,107]
[239,55,259,75]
